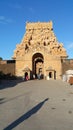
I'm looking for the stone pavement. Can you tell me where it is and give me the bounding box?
[0,79,73,130]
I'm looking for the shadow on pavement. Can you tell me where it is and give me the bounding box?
[0,93,26,104]
[0,79,24,90]
[4,98,49,130]
[0,98,5,104]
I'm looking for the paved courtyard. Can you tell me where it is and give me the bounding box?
[0,79,73,130]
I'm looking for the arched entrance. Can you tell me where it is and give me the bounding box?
[49,72,52,78]
[46,69,56,80]
[32,53,44,78]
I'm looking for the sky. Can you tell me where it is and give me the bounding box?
[0,0,73,60]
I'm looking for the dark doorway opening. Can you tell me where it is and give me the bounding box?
[32,53,44,78]
[49,72,52,78]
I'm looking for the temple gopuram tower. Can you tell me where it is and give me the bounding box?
[12,21,67,79]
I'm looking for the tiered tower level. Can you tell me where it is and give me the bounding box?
[13,21,67,59]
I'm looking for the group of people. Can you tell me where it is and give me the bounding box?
[23,72,43,81]
[33,73,42,80]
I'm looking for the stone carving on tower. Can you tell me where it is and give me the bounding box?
[12,21,67,59]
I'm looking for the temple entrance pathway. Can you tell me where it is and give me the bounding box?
[0,79,73,130]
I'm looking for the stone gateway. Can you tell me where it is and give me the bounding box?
[12,21,68,79]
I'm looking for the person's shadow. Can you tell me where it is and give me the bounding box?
[4,98,49,130]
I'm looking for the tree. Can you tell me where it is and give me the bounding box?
[0,57,3,60]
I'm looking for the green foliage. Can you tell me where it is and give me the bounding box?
[0,57,3,60]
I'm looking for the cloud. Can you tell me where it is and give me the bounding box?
[0,15,14,24]
[0,16,5,20]
[66,42,73,50]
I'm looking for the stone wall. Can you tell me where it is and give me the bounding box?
[0,58,73,79]
[0,60,15,75]
[62,59,73,74]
